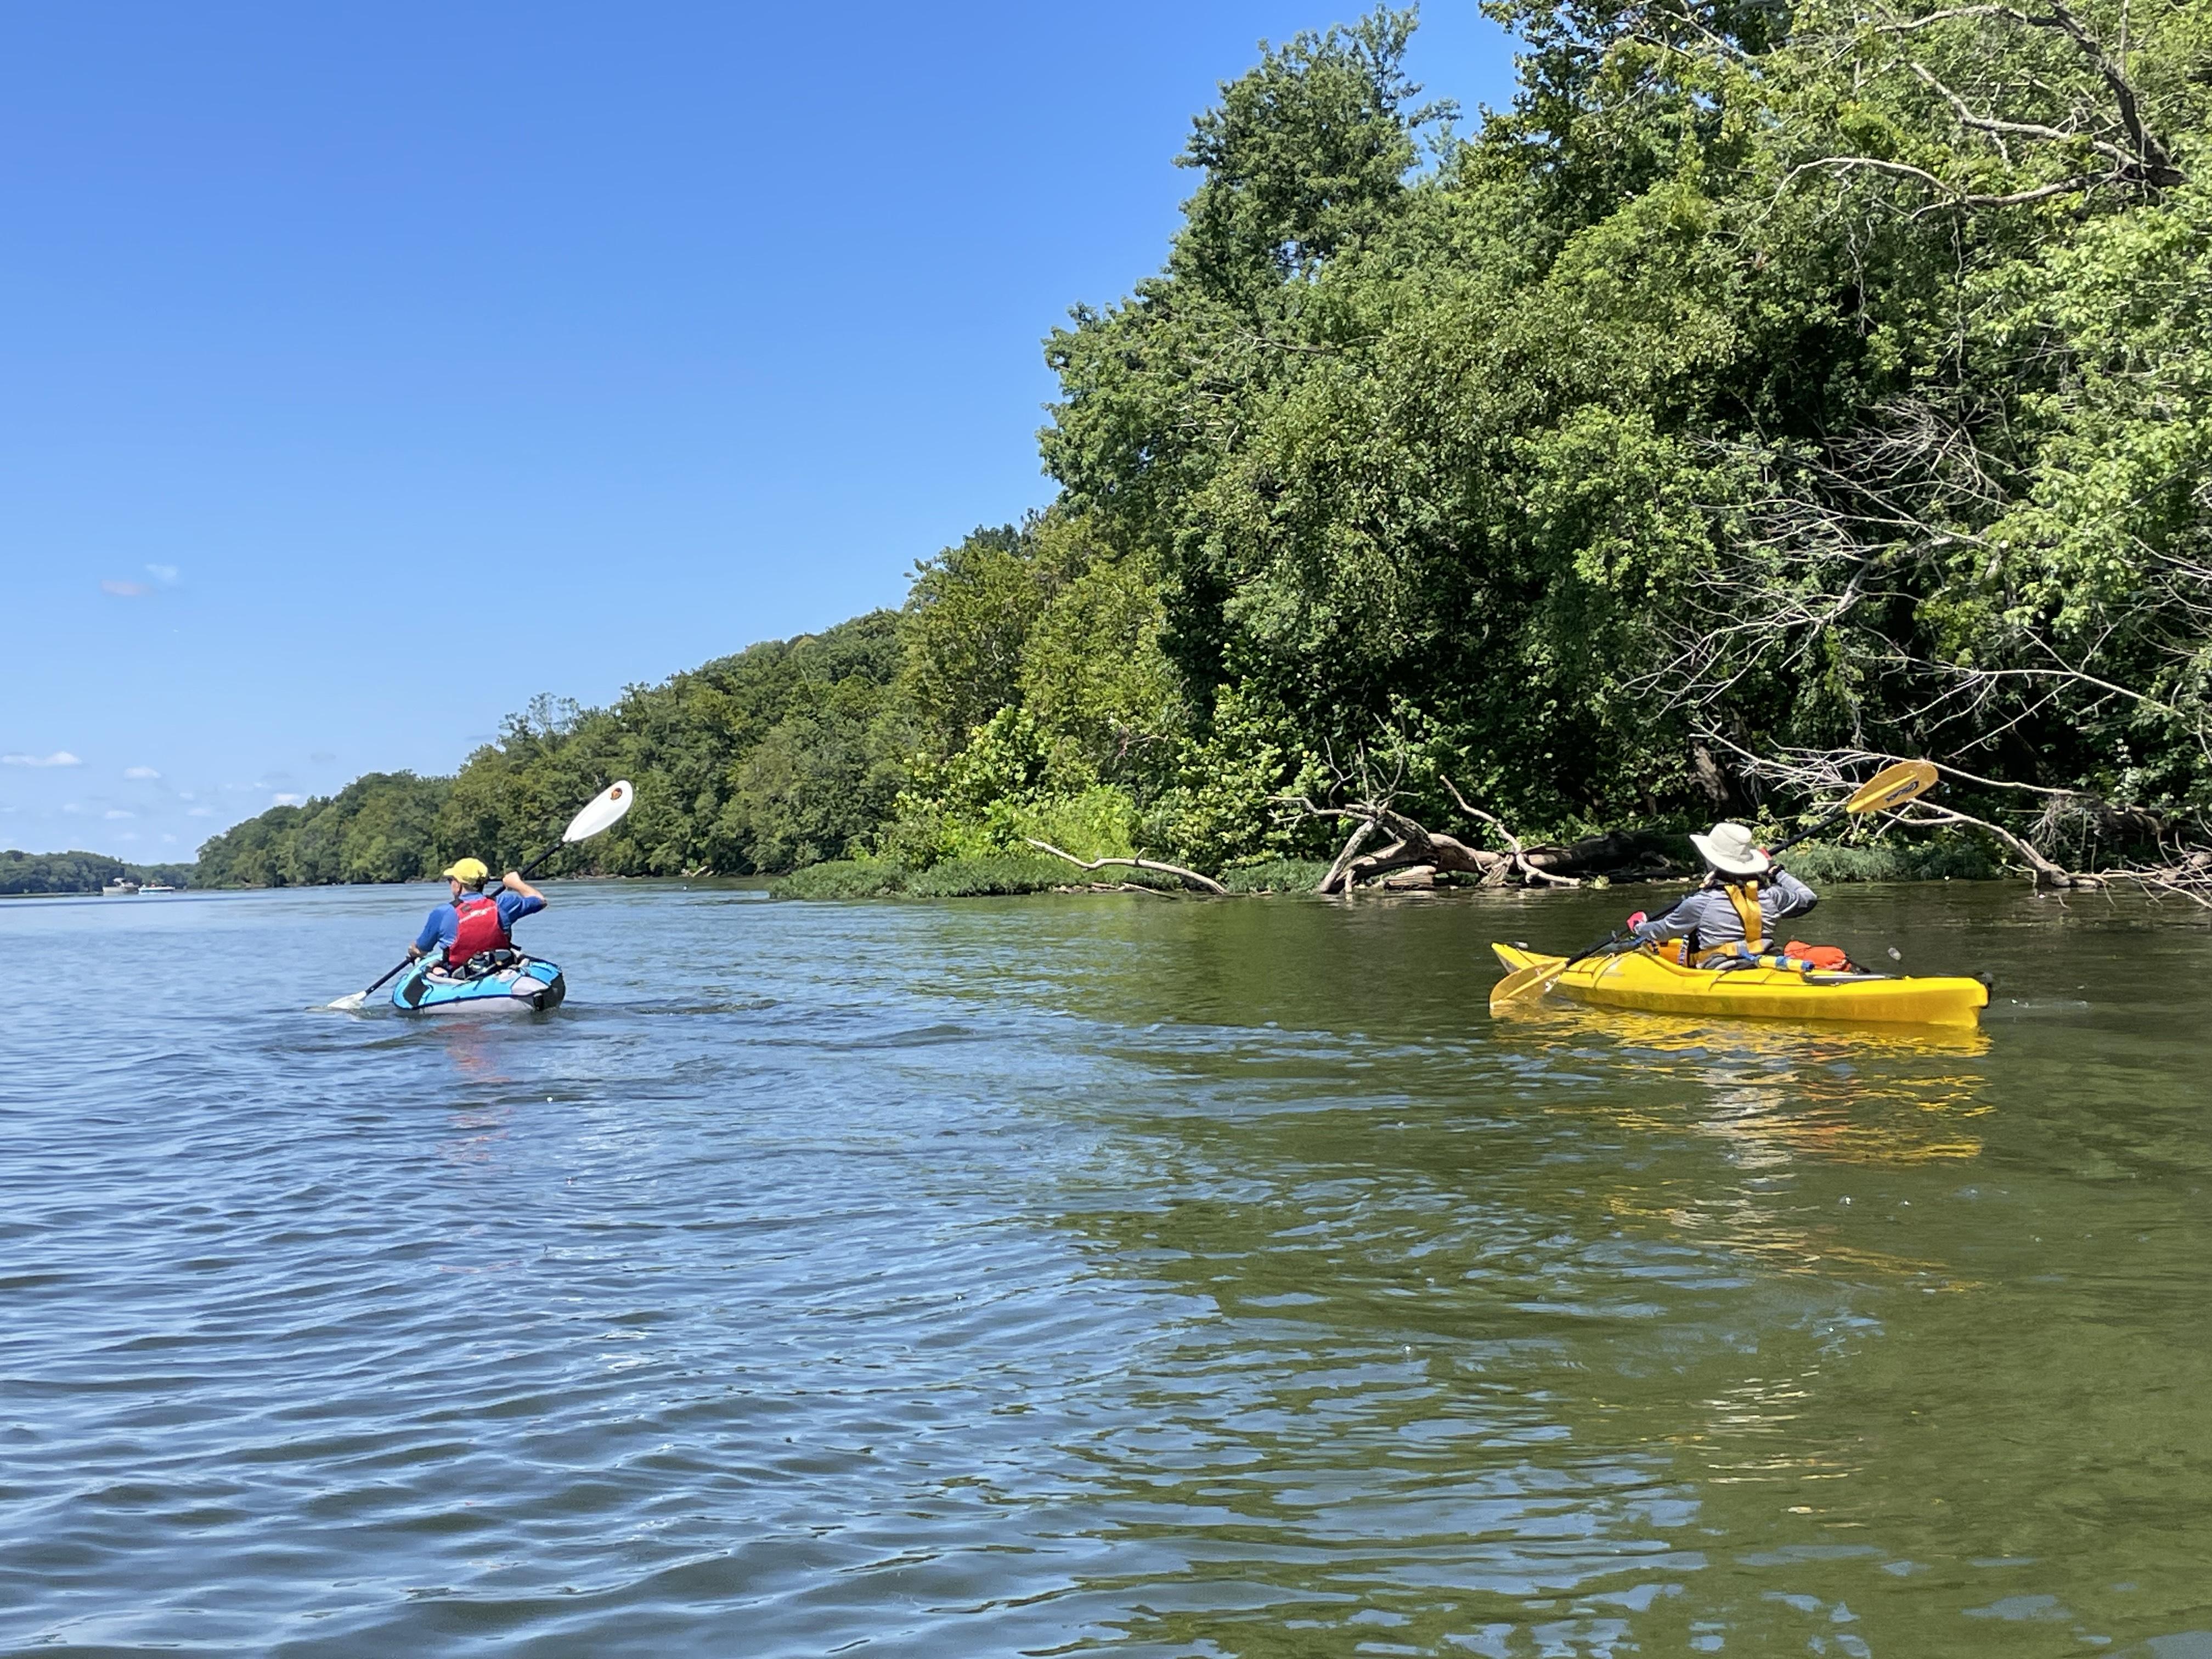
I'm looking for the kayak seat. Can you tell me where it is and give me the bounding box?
[443,946,522,981]
[1650,943,1869,977]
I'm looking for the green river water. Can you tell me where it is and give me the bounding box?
[3,878,2207,1655]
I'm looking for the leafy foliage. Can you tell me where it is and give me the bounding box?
[196,614,911,884]
[202,0,2212,889]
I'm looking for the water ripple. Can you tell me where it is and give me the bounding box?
[3,883,2210,1653]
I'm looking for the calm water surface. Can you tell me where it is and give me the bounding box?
[4,880,2209,1656]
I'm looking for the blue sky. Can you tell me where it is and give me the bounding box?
[0,3,1516,861]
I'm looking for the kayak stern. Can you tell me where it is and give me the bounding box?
[392,957,566,1014]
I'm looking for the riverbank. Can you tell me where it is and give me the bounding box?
[0,848,196,897]
[765,836,2004,900]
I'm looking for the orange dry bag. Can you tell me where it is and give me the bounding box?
[1784,941,1852,972]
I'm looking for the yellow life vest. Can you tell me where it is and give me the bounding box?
[1690,878,1766,964]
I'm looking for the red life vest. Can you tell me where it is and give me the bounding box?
[445,893,510,965]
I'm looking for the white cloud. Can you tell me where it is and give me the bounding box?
[104,809,133,820]
[186,806,213,817]
[3,751,82,768]
[161,833,177,843]
[101,579,149,598]
[123,765,161,780]
[116,831,139,842]
[145,563,179,583]
[271,793,305,806]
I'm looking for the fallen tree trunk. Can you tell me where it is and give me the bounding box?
[1889,802,2102,889]
[1275,785,1674,894]
[1320,815,1385,894]
[1285,802,1516,894]
[1519,830,1683,881]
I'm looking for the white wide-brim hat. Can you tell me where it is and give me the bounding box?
[1690,821,1771,877]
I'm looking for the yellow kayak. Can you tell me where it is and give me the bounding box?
[1491,943,1989,1029]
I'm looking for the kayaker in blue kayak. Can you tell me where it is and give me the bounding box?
[1624,821,1819,966]
[407,857,547,975]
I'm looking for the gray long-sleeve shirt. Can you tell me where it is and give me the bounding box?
[1630,870,1819,951]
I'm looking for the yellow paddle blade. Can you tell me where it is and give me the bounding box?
[1489,957,1567,1013]
[1843,759,1939,816]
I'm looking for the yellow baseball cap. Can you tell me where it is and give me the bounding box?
[442,857,490,883]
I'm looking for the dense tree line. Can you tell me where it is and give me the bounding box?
[1,851,195,895]
[200,2,2212,889]
[195,616,911,884]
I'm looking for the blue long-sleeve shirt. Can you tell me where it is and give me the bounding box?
[414,889,545,955]
[1631,870,1818,950]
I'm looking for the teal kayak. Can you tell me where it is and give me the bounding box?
[392,956,565,1014]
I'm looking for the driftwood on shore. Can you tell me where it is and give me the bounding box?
[1275,774,1678,896]
[1031,733,2212,906]
[1022,803,1672,897]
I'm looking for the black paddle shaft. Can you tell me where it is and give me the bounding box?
[517,837,571,881]
[356,955,413,999]
[1566,926,1634,967]
[1769,805,1848,860]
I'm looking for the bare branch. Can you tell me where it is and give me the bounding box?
[1877,5,2038,32]
[1440,776,1582,886]
[1022,839,1228,895]
[1785,154,1957,195]
[1888,803,2103,887]
[1875,0,2181,185]
[2043,0,2180,180]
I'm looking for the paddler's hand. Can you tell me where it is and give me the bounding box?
[502,870,545,901]
[406,944,425,961]
[1625,911,1647,930]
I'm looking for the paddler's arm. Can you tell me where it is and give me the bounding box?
[407,906,448,961]
[1765,867,1818,919]
[1628,889,1707,944]
[499,871,547,922]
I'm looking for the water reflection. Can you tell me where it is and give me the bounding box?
[4,882,2207,1657]
[1030,902,2044,1653]
[1493,1001,1991,1167]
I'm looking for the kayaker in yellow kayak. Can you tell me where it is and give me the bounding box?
[1487,762,1986,1026]
[1624,821,1819,966]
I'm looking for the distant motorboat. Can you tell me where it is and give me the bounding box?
[100,879,140,896]
[140,882,177,894]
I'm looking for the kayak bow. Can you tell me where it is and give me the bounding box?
[1489,943,1987,1029]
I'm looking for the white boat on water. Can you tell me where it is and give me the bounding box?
[100,879,140,896]
[140,882,177,894]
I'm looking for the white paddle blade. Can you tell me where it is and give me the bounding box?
[327,990,369,1012]
[563,780,636,844]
